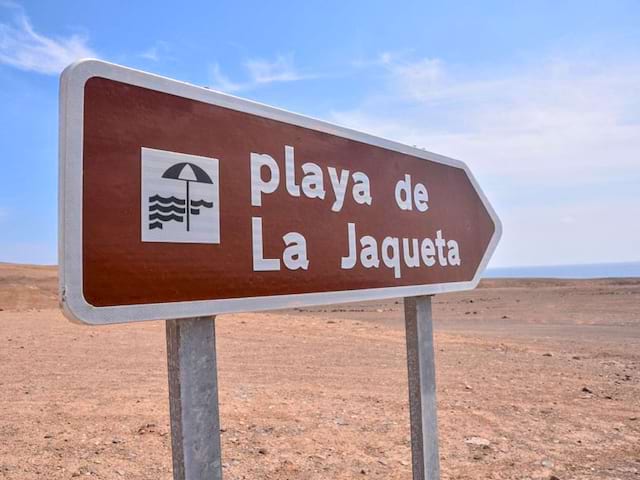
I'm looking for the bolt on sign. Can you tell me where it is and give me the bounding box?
[59,60,501,325]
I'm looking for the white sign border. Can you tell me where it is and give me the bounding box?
[59,59,502,325]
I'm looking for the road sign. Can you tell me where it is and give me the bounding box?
[59,59,502,480]
[59,59,501,325]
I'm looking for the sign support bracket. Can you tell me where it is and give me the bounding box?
[405,296,441,480]
[166,317,223,480]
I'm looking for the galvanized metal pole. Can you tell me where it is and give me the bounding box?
[166,317,223,480]
[405,296,440,480]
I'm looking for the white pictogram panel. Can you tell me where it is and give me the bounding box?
[141,147,220,244]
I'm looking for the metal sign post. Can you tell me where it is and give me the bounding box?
[405,296,440,479]
[164,300,441,480]
[166,317,223,480]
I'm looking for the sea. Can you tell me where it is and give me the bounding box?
[484,261,640,279]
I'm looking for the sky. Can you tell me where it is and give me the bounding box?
[0,0,639,267]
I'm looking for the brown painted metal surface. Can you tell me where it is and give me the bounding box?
[81,77,495,307]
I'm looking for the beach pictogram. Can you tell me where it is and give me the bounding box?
[141,148,220,244]
[149,163,214,231]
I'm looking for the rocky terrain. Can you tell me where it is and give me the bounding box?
[0,263,638,479]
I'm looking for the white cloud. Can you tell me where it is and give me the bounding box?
[333,56,640,186]
[209,62,244,93]
[245,54,307,84]
[351,50,412,69]
[0,8,96,74]
[209,54,313,93]
[390,58,444,97]
[139,41,172,62]
[140,46,159,62]
[331,54,640,266]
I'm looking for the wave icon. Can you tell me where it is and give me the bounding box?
[149,195,186,230]
[148,195,213,230]
[149,204,186,214]
[190,199,213,208]
[149,195,186,205]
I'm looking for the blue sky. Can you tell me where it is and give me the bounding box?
[1,0,639,267]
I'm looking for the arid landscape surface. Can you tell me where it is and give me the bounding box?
[0,263,639,479]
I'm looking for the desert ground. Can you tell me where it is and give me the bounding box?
[0,263,639,479]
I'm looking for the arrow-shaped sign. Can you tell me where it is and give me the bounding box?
[59,60,501,325]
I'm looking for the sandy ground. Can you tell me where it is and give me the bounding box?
[0,263,639,479]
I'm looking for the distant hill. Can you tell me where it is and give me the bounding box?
[0,263,57,310]
[0,262,638,312]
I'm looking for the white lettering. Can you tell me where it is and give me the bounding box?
[360,235,380,268]
[341,223,357,269]
[301,162,326,199]
[414,182,429,212]
[420,238,436,267]
[328,167,350,212]
[351,172,372,206]
[250,153,279,207]
[252,217,280,271]
[342,228,461,274]
[395,174,412,210]
[435,230,447,266]
[402,238,420,267]
[447,240,461,266]
[381,236,401,278]
[284,145,300,197]
[283,232,309,270]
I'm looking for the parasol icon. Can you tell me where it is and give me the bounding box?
[162,162,214,231]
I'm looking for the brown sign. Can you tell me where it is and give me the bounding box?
[59,60,501,324]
